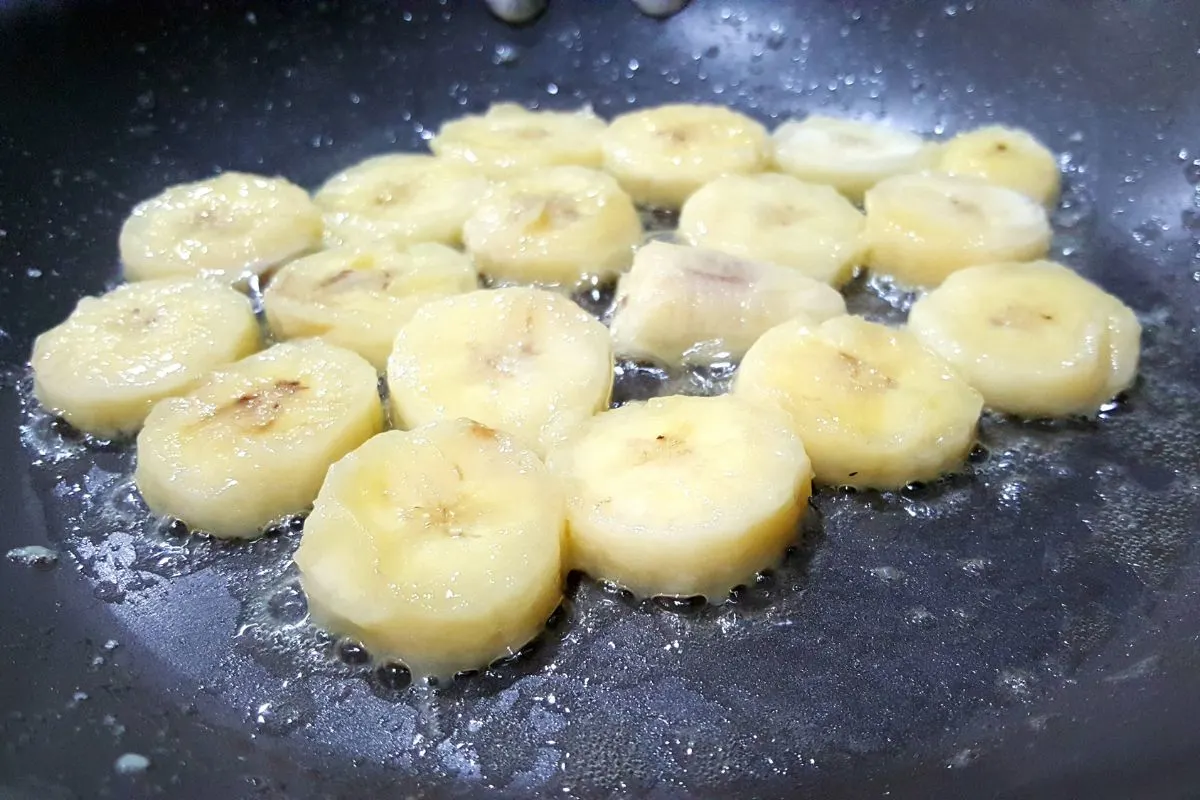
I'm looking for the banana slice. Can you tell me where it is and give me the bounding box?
[263,241,477,370]
[771,115,937,203]
[462,166,643,285]
[387,287,613,456]
[135,339,384,539]
[294,420,565,679]
[601,103,769,208]
[119,172,322,282]
[864,173,1052,287]
[735,315,983,489]
[908,261,1140,417]
[430,102,608,175]
[31,279,260,439]
[544,394,811,599]
[315,154,491,249]
[677,173,867,285]
[937,125,1061,207]
[609,242,846,364]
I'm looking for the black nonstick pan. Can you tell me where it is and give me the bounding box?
[3,1,1200,798]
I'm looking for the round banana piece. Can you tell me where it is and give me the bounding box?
[295,420,565,679]
[610,241,846,364]
[908,260,1140,418]
[735,315,983,489]
[119,172,322,282]
[135,339,384,539]
[387,287,613,456]
[677,173,867,285]
[31,279,260,439]
[937,125,1061,207]
[462,166,643,285]
[430,102,608,175]
[545,394,812,600]
[771,115,937,203]
[263,241,477,370]
[864,173,1052,287]
[601,103,769,208]
[315,154,491,248]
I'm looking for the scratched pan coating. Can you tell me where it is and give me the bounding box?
[1,2,1200,798]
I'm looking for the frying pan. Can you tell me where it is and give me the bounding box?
[3,1,1200,797]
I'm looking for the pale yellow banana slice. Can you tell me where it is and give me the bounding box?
[295,420,565,679]
[119,172,322,282]
[601,103,769,208]
[31,279,260,439]
[609,242,846,364]
[937,125,1061,207]
[735,316,983,489]
[545,394,812,599]
[315,154,491,248]
[772,115,937,203]
[263,240,477,370]
[135,339,384,539]
[462,166,643,285]
[430,102,607,175]
[677,173,867,285]
[864,173,1052,287]
[907,260,1140,417]
[387,287,613,456]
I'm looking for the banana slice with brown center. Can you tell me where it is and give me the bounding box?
[601,103,770,208]
[119,172,323,282]
[263,240,478,369]
[135,339,384,538]
[735,315,983,488]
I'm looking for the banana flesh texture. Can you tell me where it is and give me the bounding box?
[937,125,1061,207]
[294,420,565,679]
[609,241,847,364]
[135,339,384,539]
[462,166,643,285]
[772,115,937,203]
[601,103,770,208]
[31,279,261,438]
[387,287,614,457]
[908,260,1140,417]
[864,173,1052,287]
[678,172,868,286]
[263,240,478,370]
[315,154,491,249]
[431,102,608,175]
[119,172,323,282]
[735,315,983,489]
[545,394,812,599]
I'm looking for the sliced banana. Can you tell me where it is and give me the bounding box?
[908,260,1140,418]
[387,287,613,456]
[263,240,477,370]
[119,172,322,282]
[295,420,564,679]
[771,115,937,203]
[31,279,260,439]
[735,315,983,489]
[431,102,608,175]
[462,166,643,285]
[601,103,769,208]
[545,394,811,599]
[315,154,491,248]
[937,125,1061,207]
[609,242,846,364]
[864,173,1052,287]
[677,173,867,285]
[135,339,384,539]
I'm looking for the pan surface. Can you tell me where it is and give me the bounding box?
[2,1,1200,797]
